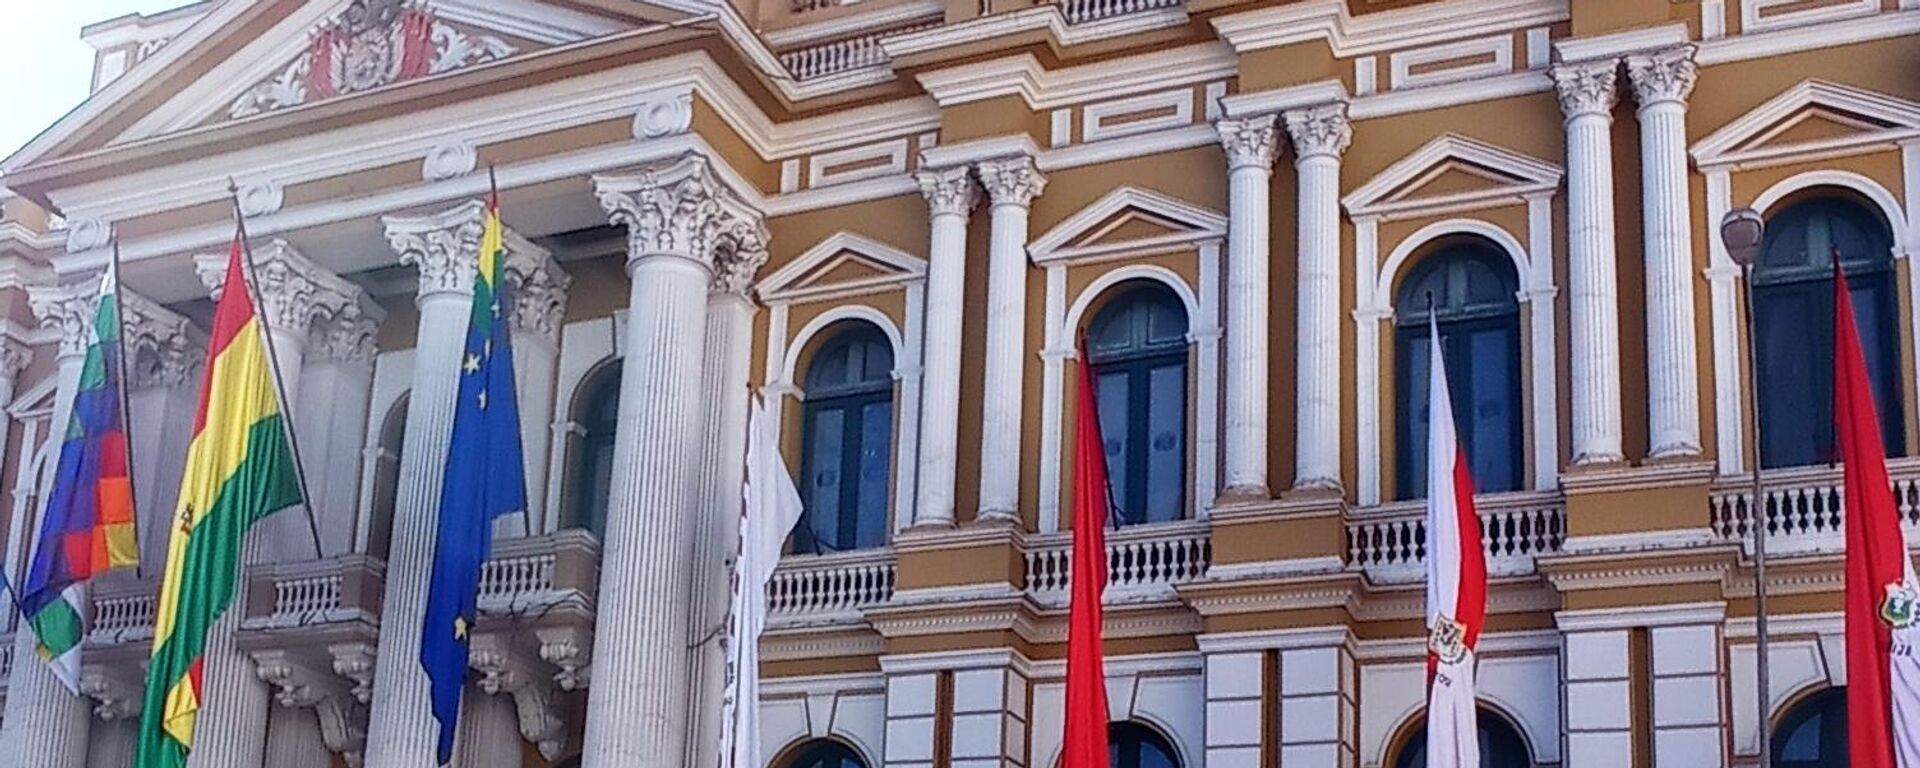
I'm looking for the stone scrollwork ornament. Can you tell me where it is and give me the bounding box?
[229,1,516,119]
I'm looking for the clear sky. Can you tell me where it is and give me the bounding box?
[0,2,200,160]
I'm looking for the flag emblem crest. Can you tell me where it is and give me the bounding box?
[1428,618,1470,664]
[1880,580,1919,629]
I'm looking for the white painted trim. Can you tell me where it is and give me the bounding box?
[1702,0,1729,39]
[1704,170,1744,475]
[772,304,913,535]
[1029,186,1229,263]
[1343,133,1563,218]
[1551,22,1690,62]
[1347,70,1553,121]
[775,306,909,392]
[1740,0,1878,34]
[1388,34,1514,92]
[1751,170,1909,250]
[1050,109,1073,149]
[1354,56,1379,96]
[1691,79,1920,168]
[1081,89,1195,144]
[1353,217,1386,505]
[1525,195,1560,490]
[807,139,910,189]
[758,230,929,304]
[906,45,1236,110]
[1697,8,1920,66]
[1208,0,1565,57]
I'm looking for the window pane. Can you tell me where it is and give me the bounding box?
[1465,327,1519,493]
[1145,362,1186,523]
[1097,370,1132,520]
[1400,335,1433,500]
[854,401,893,549]
[1756,283,1827,468]
[1852,278,1908,456]
[805,407,847,552]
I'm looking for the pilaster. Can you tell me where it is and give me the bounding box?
[1552,59,1628,466]
[504,237,571,534]
[1626,45,1704,460]
[974,154,1046,522]
[1283,103,1352,493]
[1216,114,1280,500]
[912,164,981,527]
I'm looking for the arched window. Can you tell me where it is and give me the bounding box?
[1396,241,1524,500]
[1754,194,1906,468]
[563,360,621,538]
[1775,687,1847,767]
[367,394,408,562]
[1107,721,1181,768]
[1391,708,1533,768]
[782,739,869,768]
[795,323,895,554]
[1086,282,1189,526]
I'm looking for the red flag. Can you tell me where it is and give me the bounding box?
[1837,265,1920,768]
[1062,346,1111,767]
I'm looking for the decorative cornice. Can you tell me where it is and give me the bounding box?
[975,155,1047,208]
[64,217,112,254]
[592,153,770,296]
[195,239,364,339]
[1282,102,1353,160]
[422,140,478,183]
[1625,45,1698,109]
[1550,58,1621,119]
[1216,113,1280,171]
[383,200,486,299]
[914,164,980,218]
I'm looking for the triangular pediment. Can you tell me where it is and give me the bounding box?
[1344,134,1561,218]
[1030,187,1227,265]
[758,232,927,304]
[1692,80,1920,168]
[5,0,633,169]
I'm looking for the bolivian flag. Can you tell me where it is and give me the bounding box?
[134,232,302,768]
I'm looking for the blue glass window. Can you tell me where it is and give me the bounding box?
[1086,282,1189,526]
[1396,242,1524,499]
[564,360,621,538]
[1392,708,1533,768]
[1775,688,1846,768]
[796,324,895,553]
[1754,195,1906,468]
[785,740,868,768]
[1108,721,1181,768]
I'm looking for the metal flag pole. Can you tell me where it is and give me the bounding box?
[1722,208,1771,768]
[108,241,146,580]
[226,179,326,561]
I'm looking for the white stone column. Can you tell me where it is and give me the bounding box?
[1216,115,1280,499]
[1627,46,1704,459]
[912,166,980,527]
[504,241,570,536]
[263,707,334,768]
[86,720,136,768]
[974,155,1045,522]
[583,153,767,768]
[686,290,756,768]
[254,648,371,768]
[1553,59,1628,465]
[363,200,488,768]
[301,312,378,555]
[125,328,200,570]
[1284,103,1352,492]
[455,683,527,768]
[0,283,98,768]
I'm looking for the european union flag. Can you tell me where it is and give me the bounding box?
[420,197,528,764]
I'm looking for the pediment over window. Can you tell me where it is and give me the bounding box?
[1029,186,1227,266]
[1691,80,1920,168]
[758,232,927,304]
[1344,134,1562,219]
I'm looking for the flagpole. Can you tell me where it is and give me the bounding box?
[225,179,326,561]
[108,241,145,580]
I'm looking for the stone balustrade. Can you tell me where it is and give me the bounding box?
[1709,457,1920,556]
[767,549,897,625]
[1347,491,1567,584]
[1061,0,1182,24]
[1023,519,1212,607]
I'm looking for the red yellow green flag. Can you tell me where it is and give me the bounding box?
[134,233,302,768]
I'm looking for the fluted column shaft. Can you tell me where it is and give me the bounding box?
[913,166,980,526]
[454,687,523,768]
[1286,104,1353,491]
[1554,60,1628,465]
[299,316,377,555]
[263,707,333,768]
[87,720,137,768]
[363,201,487,768]
[1,290,90,768]
[583,154,769,768]
[504,242,569,536]
[686,293,755,768]
[975,156,1045,521]
[1629,46,1704,459]
[1217,115,1280,498]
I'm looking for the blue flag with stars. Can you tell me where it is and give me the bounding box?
[420,196,528,764]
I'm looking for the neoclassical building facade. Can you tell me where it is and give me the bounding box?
[0,0,1915,767]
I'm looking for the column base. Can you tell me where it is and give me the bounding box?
[1647,443,1704,461]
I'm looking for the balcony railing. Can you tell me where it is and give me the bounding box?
[1347,491,1566,584]
[89,577,159,646]
[778,23,937,81]
[768,549,897,623]
[1024,519,1212,606]
[240,554,386,631]
[478,529,600,617]
[1709,457,1920,556]
[1060,0,1182,24]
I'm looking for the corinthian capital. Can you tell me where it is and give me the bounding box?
[1551,59,1622,118]
[1625,46,1698,109]
[383,201,487,299]
[1283,103,1353,160]
[916,165,980,218]
[196,239,364,338]
[121,290,203,391]
[502,233,572,344]
[592,154,770,296]
[26,282,97,360]
[310,308,380,366]
[0,338,28,380]
[1217,114,1280,170]
[976,156,1047,208]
